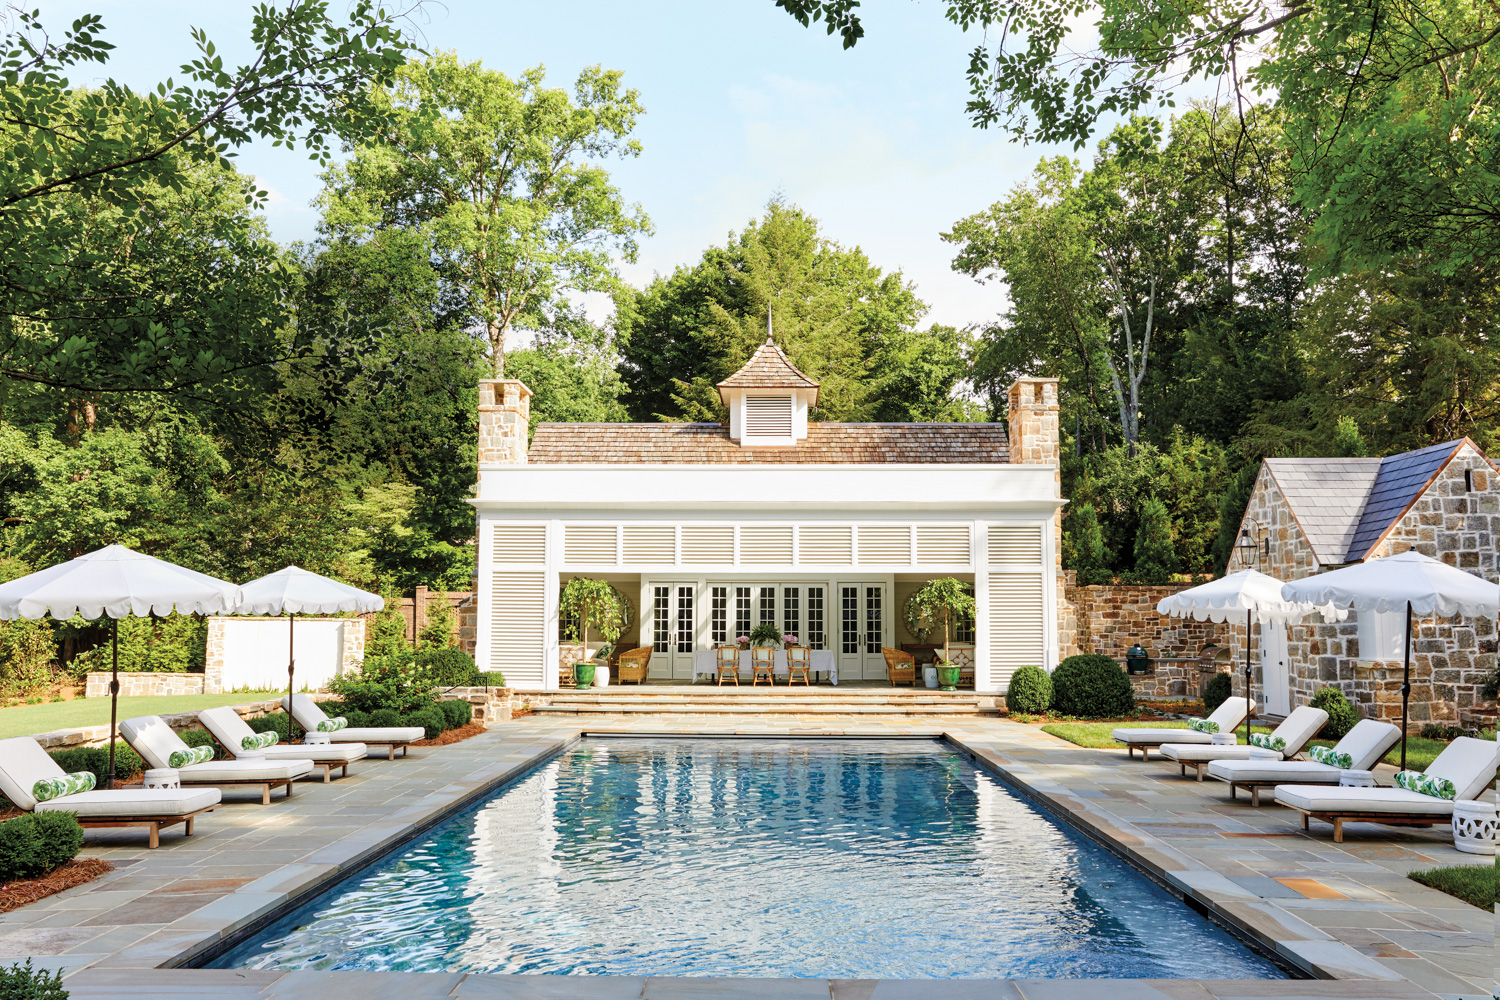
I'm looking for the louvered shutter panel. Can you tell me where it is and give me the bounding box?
[856,526,911,564]
[739,526,793,564]
[492,524,546,564]
[798,525,853,564]
[623,526,675,563]
[987,573,1045,690]
[916,526,971,565]
[744,396,792,437]
[564,525,618,564]
[490,572,546,687]
[987,526,1043,565]
[681,525,735,564]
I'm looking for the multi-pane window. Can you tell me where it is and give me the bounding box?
[806,587,825,649]
[865,586,883,653]
[559,604,579,644]
[652,586,671,652]
[710,586,728,645]
[782,587,800,641]
[955,585,976,644]
[676,586,694,652]
[841,586,860,653]
[758,586,776,626]
[734,586,752,638]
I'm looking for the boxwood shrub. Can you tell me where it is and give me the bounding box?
[405,707,445,741]
[0,960,67,1000]
[1050,654,1136,718]
[1201,672,1233,716]
[1005,665,1052,715]
[369,707,402,729]
[1311,686,1359,740]
[417,647,478,687]
[247,713,291,741]
[438,699,472,730]
[48,742,144,783]
[0,812,83,880]
[179,729,225,760]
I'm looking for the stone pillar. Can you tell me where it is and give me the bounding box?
[340,617,366,675]
[204,617,227,694]
[1008,378,1065,666]
[478,379,532,466]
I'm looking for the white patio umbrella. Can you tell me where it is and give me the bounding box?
[232,566,383,740]
[0,545,242,787]
[1281,550,1500,770]
[1156,569,1314,740]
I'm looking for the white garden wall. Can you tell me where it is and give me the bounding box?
[211,618,348,693]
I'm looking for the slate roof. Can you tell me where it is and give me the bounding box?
[527,422,1009,464]
[716,337,820,405]
[1263,439,1476,564]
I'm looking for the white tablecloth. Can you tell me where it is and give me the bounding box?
[688,649,838,684]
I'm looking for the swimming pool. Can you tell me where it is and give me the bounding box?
[216,738,1284,979]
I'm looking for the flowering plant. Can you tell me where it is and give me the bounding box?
[735,635,750,644]
[783,634,800,645]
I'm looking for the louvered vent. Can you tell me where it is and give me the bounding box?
[798,525,853,564]
[489,572,546,687]
[987,525,1043,565]
[744,396,793,437]
[681,525,735,564]
[623,525,676,564]
[856,526,911,565]
[564,525,618,564]
[492,524,546,565]
[987,572,1046,690]
[916,526,971,565]
[739,526,793,564]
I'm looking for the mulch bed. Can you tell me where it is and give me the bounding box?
[413,722,485,747]
[0,858,113,914]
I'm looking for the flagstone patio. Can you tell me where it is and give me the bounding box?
[0,717,1490,999]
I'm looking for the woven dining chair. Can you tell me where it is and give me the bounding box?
[716,645,740,686]
[785,645,812,686]
[750,646,777,686]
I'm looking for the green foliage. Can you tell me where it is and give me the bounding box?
[369,708,401,728]
[1310,686,1359,740]
[0,812,83,880]
[909,578,977,665]
[417,647,478,687]
[418,599,459,650]
[1132,496,1178,584]
[1210,463,1261,574]
[1407,864,1498,911]
[559,578,628,650]
[438,699,472,730]
[1330,417,1368,458]
[246,713,291,742]
[404,707,445,741]
[328,653,436,715]
[0,617,55,699]
[1050,654,1136,718]
[505,310,630,433]
[1005,665,1053,715]
[178,729,224,760]
[48,742,143,783]
[1201,673,1233,716]
[1064,503,1111,585]
[67,614,206,675]
[365,583,410,659]
[475,671,507,687]
[0,958,69,1000]
[747,622,783,646]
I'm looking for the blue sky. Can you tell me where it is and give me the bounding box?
[34,1,1087,331]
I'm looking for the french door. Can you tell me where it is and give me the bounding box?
[708,584,830,652]
[649,582,696,680]
[1260,623,1291,717]
[837,583,888,680]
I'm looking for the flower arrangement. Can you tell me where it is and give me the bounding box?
[748,622,783,647]
[783,634,800,646]
[735,635,750,649]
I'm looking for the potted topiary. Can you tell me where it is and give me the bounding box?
[910,578,976,691]
[560,577,627,688]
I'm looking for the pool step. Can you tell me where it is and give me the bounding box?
[528,692,1001,716]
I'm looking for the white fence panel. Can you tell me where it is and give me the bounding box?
[221,618,346,692]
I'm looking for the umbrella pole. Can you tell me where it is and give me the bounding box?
[107,618,119,791]
[1400,601,1412,772]
[288,613,297,743]
[1244,609,1253,743]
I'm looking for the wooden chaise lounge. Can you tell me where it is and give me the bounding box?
[120,716,315,804]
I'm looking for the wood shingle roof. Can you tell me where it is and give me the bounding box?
[527,422,1010,464]
[715,337,820,405]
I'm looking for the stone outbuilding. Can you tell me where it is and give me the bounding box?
[1227,438,1498,727]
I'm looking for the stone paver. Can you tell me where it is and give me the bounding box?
[2,715,1491,999]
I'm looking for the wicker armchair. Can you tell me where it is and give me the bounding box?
[615,647,652,685]
[786,646,812,686]
[750,646,776,686]
[882,647,917,686]
[716,645,740,686]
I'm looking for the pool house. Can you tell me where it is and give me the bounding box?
[471,338,1068,692]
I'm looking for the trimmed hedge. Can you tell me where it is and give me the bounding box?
[417,647,479,687]
[1050,654,1136,719]
[179,729,225,760]
[48,742,143,783]
[406,708,445,741]
[438,699,472,730]
[369,707,401,728]
[1311,686,1359,740]
[247,713,292,741]
[0,812,83,880]
[1202,673,1233,716]
[1005,665,1053,715]
[0,960,68,1000]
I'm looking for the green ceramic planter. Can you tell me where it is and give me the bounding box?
[936,664,960,691]
[574,663,597,687]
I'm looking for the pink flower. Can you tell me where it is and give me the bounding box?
[736,635,750,643]
[783,635,799,644]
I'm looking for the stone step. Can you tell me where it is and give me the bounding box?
[542,693,982,704]
[530,702,1000,716]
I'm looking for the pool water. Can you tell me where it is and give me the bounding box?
[216,738,1284,979]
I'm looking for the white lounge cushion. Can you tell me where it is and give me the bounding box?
[0,737,220,815]
[120,716,314,781]
[283,695,422,745]
[1422,736,1498,803]
[1114,728,1212,746]
[1163,705,1331,764]
[1274,785,1456,815]
[1161,744,1259,764]
[35,787,220,818]
[1332,719,1406,771]
[199,706,367,764]
[1207,759,1344,784]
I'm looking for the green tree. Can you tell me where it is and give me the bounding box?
[1210,462,1261,573]
[318,51,651,376]
[908,577,977,666]
[1064,502,1111,586]
[365,581,410,658]
[505,310,629,432]
[1330,417,1368,458]
[559,577,627,657]
[1132,496,1178,584]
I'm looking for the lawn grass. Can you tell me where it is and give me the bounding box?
[0,692,281,740]
[1040,720,1274,749]
[1408,863,1498,910]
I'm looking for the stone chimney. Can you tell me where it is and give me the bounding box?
[478,379,532,465]
[1007,378,1060,471]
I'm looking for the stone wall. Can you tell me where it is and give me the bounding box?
[438,686,511,726]
[1007,378,1073,663]
[477,379,531,465]
[83,672,204,699]
[1227,445,1499,727]
[28,694,311,750]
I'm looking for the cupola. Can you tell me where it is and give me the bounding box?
[716,325,819,447]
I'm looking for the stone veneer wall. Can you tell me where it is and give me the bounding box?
[1228,444,1498,726]
[477,379,531,465]
[29,695,323,751]
[83,672,204,699]
[1008,378,1076,662]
